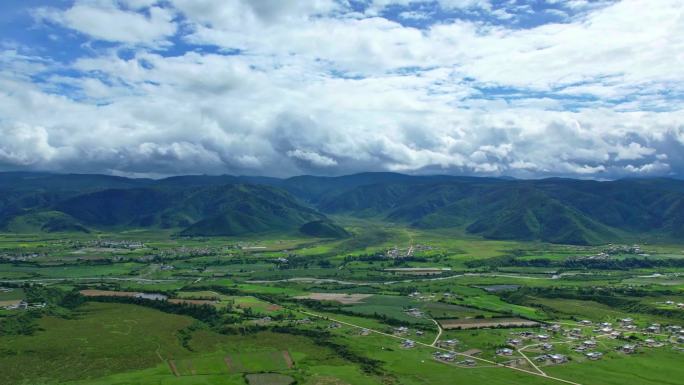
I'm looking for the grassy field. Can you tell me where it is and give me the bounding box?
[2,228,684,385]
[339,294,434,325]
[546,349,684,385]
[0,302,194,384]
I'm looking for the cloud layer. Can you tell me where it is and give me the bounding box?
[1,0,683,178]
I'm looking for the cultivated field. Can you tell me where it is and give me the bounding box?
[295,293,373,304]
[2,227,684,385]
[439,317,540,329]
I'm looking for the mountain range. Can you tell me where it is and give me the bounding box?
[1,171,683,244]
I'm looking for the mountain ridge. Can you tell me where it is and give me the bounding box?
[1,171,683,244]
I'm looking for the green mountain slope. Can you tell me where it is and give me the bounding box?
[178,185,325,236]
[299,220,350,238]
[464,188,618,244]
[309,177,684,245]
[1,183,329,236]
[2,211,89,233]
[2,172,684,244]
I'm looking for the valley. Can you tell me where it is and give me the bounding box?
[1,217,684,385]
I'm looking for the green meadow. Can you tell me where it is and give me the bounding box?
[2,227,684,385]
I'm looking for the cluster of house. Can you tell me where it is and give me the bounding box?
[405,307,424,318]
[574,244,647,261]
[495,317,684,367]
[134,293,167,301]
[497,345,570,365]
[401,339,416,348]
[0,252,43,262]
[1,300,47,310]
[140,246,225,261]
[607,244,643,254]
[570,339,607,359]
[660,300,684,309]
[436,339,459,348]
[433,351,456,362]
[407,291,438,301]
[576,252,612,261]
[579,318,684,340]
[385,246,404,258]
[432,351,476,366]
[533,353,569,364]
[92,240,145,249]
[253,316,273,325]
[665,325,684,344]
[496,347,515,356]
[384,244,433,258]
[237,243,267,250]
[392,326,425,338]
[508,329,555,344]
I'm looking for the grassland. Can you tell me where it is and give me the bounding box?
[2,227,684,385]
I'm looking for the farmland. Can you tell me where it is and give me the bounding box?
[439,317,540,329]
[1,226,684,385]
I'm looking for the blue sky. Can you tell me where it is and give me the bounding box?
[0,0,683,178]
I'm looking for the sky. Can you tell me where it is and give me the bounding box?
[0,0,683,179]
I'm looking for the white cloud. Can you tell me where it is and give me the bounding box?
[624,161,670,174]
[614,142,656,161]
[36,1,177,45]
[1,0,683,178]
[0,124,58,166]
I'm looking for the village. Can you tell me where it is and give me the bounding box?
[384,316,684,373]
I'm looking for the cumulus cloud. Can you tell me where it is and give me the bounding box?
[0,124,58,167]
[35,0,177,45]
[1,0,683,178]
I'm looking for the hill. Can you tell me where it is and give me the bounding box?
[0,181,329,236]
[2,172,684,244]
[293,176,684,245]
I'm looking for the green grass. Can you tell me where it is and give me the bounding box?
[245,373,295,385]
[525,297,678,324]
[0,263,143,279]
[341,295,433,325]
[2,229,684,385]
[0,302,195,384]
[421,301,497,319]
[545,349,684,385]
[0,288,24,301]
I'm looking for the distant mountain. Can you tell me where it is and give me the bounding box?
[1,171,684,244]
[175,185,325,236]
[0,172,151,192]
[56,184,326,236]
[288,175,684,245]
[0,177,332,236]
